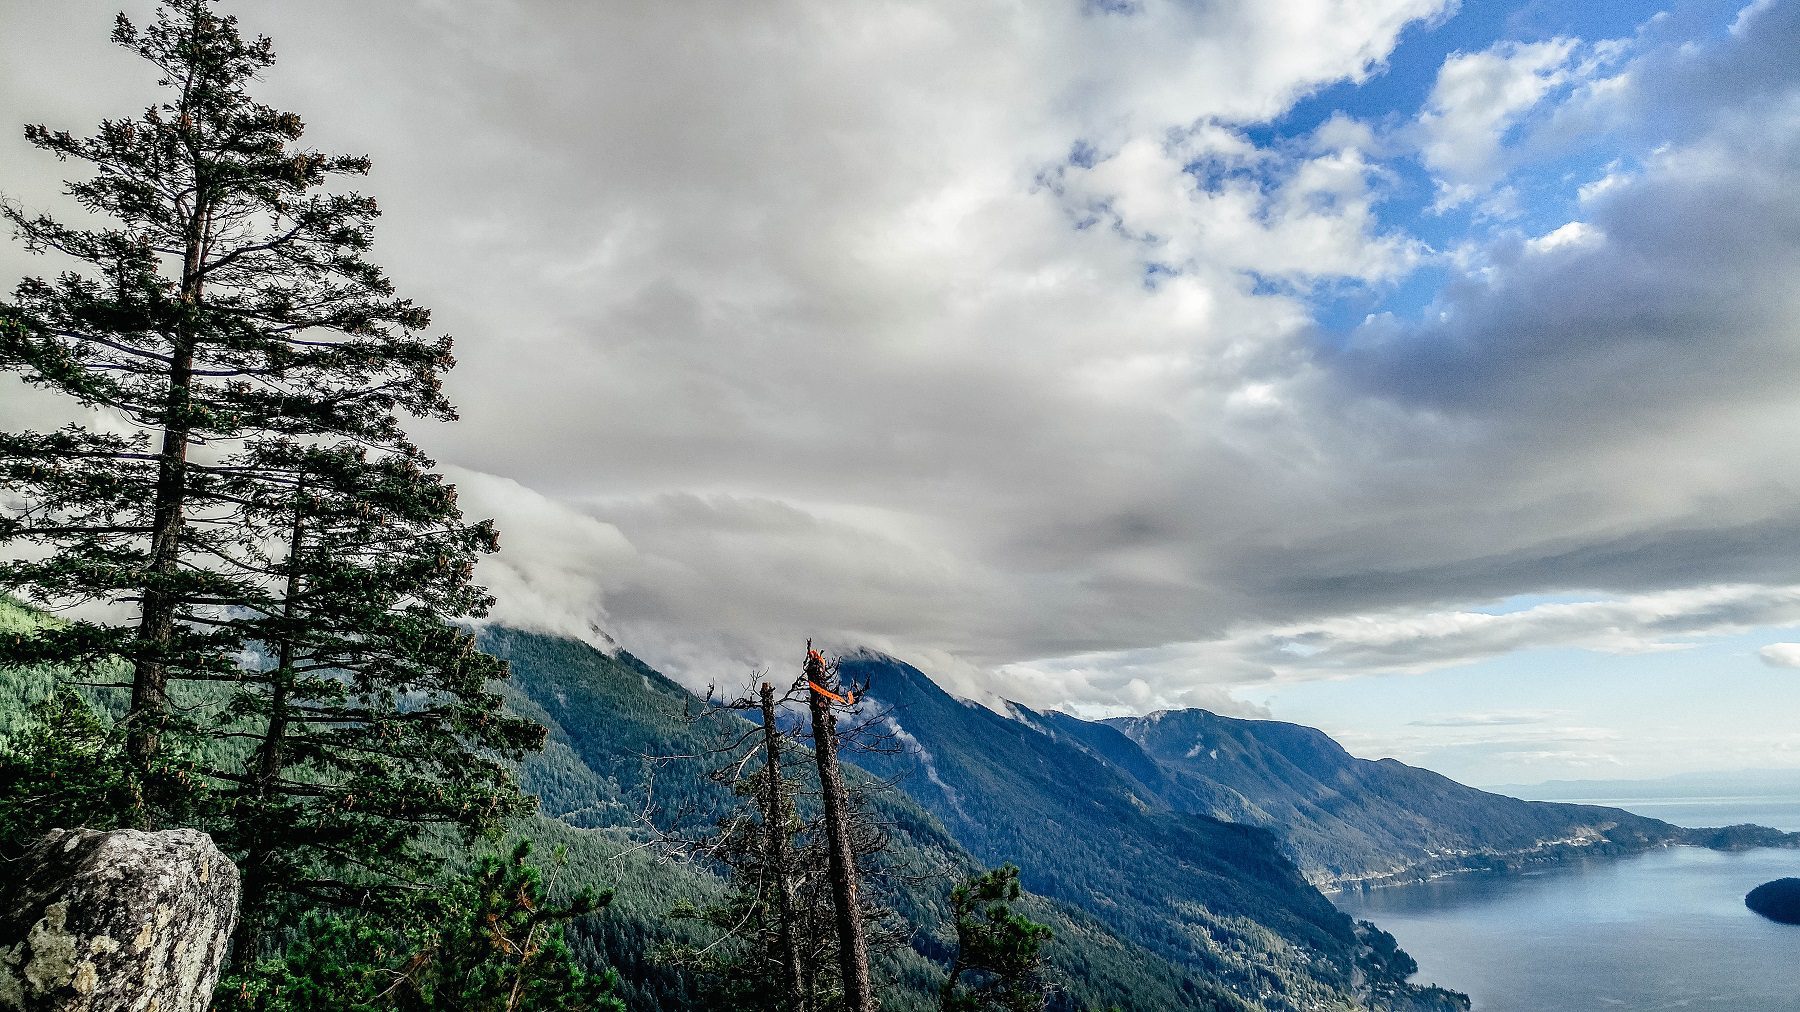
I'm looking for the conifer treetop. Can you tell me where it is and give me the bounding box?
[3,0,453,448]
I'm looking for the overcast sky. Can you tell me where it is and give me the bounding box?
[4,0,1799,783]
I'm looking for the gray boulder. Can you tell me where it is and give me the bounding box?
[0,828,239,1012]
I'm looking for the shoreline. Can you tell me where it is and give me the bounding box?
[1321,830,1800,895]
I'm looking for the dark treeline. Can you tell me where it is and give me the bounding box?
[0,4,1049,1011]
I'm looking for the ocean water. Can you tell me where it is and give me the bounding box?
[1333,799,1800,1012]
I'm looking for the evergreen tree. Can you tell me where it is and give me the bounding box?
[0,0,549,973]
[218,840,625,1012]
[417,840,624,1012]
[0,690,160,854]
[0,0,457,808]
[213,437,545,966]
[940,865,1053,1012]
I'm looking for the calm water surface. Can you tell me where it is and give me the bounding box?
[1333,800,1800,1012]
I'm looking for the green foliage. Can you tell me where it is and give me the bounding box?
[0,690,145,852]
[0,603,1458,1012]
[0,0,467,807]
[1356,920,1417,981]
[0,0,446,718]
[214,915,401,1012]
[0,596,76,740]
[509,816,719,1012]
[0,598,218,844]
[218,840,624,1012]
[941,865,1053,1012]
[416,840,623,1012]
[0,5,603,1008]
[212,440,544,963]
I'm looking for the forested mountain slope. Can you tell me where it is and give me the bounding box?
[3,600,1459,1010]
[832,651,1466,1011]
[829,646,1794,895]
[482,629,1273,1012]
[1102,707,1797,887]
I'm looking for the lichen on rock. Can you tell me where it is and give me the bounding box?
[0,828,239,1012]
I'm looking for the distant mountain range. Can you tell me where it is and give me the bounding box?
[838,651,1798,891]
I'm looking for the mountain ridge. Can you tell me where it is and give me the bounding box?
[0,604,1459,1011]
[483,628,1387,1011]
[839,650,1798,893]
[835,651,1468,1010]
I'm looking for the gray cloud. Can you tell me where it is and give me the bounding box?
[444,467,637,650]
[3,1,1798,711]
[991,583,1800,715]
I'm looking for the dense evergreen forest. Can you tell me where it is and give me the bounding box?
[0,3,1470,1010]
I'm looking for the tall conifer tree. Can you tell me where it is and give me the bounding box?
[0,0,549,957]
[0,0,457,805]
[0,3,623,1001]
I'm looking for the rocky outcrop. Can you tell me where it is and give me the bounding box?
[0,828,239,1012]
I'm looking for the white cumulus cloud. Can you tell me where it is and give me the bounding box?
[1418,37,1580,208]
[1759,643,1800,668]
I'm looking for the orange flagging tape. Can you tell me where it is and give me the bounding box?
[808,680,855,705]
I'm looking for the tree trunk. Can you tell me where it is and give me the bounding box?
[760,683,808,1012]
[126,191,207,788]
[125,345,193,778]
[227,495,305,970]
[939,955,966,1012]
[803,649,874,1012]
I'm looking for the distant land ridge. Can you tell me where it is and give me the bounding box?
[838,650,1800,891]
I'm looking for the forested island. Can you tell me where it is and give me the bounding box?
[1745,879,1800,925]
